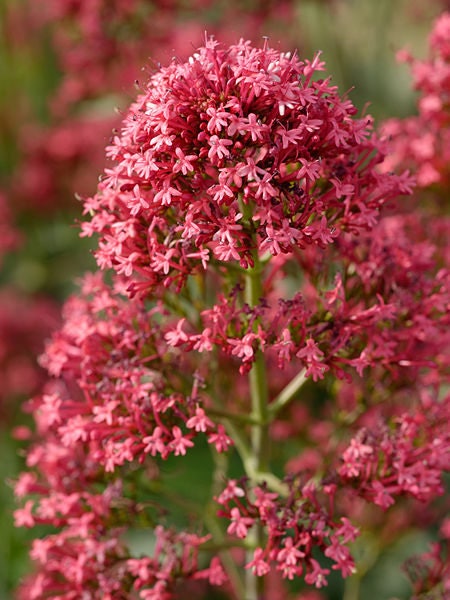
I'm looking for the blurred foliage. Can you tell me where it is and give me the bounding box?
[0,430,30,599]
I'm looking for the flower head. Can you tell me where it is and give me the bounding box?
[86,37,408,296]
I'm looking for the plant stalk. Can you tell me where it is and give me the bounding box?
[244,249,269,600]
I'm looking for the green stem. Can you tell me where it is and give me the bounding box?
[247,470,288,496]
[244,250,270,600]
[207,406,262,425]
[268,369,308,418]
[343,573,361,600]
[343,534,380,600]
[204,512,247,598]
[248,349,270,473]
[222,419,252,464]
[205,450,247,599]
[245,260,270,475]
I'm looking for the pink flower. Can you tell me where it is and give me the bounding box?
[173,147,197,175]
[216,479,246,504]
[227,507,254,538]
[246,548,271,576]
[14,29,450,600]
[228,332,257,361]
[339,438,374,478]
[370,481,395,509]
[276,537,305,580]
[208,424,234,453]
[381,12,450,193]
[127,184,150,216]
[164,318,189,346]
[14,500,35,528]
[304,559,330,588]
[143,427,167,457]
[324,537,356,577]
[194,556,228,585]
[170,426,194,456]
[208,135,233,161]
[186,406,214,432]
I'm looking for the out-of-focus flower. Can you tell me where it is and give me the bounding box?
[382,12,450,192]
[0,290,59,419]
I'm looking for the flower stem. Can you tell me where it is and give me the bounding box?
[206,450,247,599]
[244,250,269,600]
[268,368,307,418]
[207,406,262,425]
[245,258,270,475]
[343,573,361,600]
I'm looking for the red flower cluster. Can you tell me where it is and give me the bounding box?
[38,273,232,467]
[217,480,357,584]
[83,37,411,297]
[382,12,450,190]
[14,37,450,599]
[339,393,450,508]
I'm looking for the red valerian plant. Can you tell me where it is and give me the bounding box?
[15,38,449,599]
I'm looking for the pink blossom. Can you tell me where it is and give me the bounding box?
[143,427,167,457]
[324,537,356,577]
[246,548,271,576]
[381,12,450,194]
[170,426,194,456]
[277,537,306,574]
[304,559,330,588]
[215,479,246,504]
[339,438,374,478]
[186,406,214,432]
[208,424,234,453]
[127,184,150,216]
[227,507,254,538]
[14,500,35,528]
[164,318,189,346]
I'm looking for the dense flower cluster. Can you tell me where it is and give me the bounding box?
[14,37,450,599]
[83,37,411,297]
[217,385,450,585]
[39,273,232,467]
[338,393,450,507]
[0,1,299,442]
